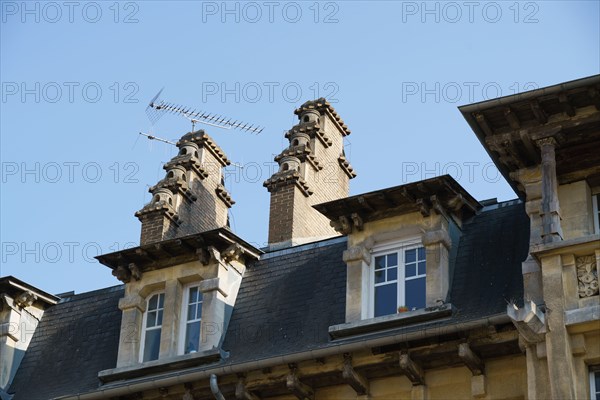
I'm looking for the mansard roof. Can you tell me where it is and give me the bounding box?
[9,200,528,400]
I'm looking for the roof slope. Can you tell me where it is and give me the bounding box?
[9,285,124,400]
[223,239,348,362]
[8,201,529,398]
[449,200,528,316]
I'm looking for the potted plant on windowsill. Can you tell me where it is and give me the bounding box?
[397,305,409,313]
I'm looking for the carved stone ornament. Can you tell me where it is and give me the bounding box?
[14,291,37,308]
[577,255,599,298]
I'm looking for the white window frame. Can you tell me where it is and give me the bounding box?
[139,291,165,363]
[591,366,600,400]
[592,193,600,235]
[367,238,426,319]
[178,283,204,355]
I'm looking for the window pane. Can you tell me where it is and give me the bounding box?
[406,263,416,277]
[375,283,397,317]
[405,249,416,263]
[157,310,163,326]
[406,277,426,310]
[148,294,158,310]
[418,247,425,260]
[184,321,201,354]
[387,267,397,281]
[375,256,386,270]
[143,329,161,362]
[375,270,385,284]
[158,293,165,308]
[188,304,196,321]
[189,287,198,303]
[387,253,398,266]
[418,261,426,275]
[146,311,156,328]
[196,302,203,319]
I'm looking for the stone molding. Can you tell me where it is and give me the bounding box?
[118,293,146,312]
[343,245,370,265]
[421,229,452,250]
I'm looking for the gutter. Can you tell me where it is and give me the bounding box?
[55,313,510,400]
[457,74,600,113]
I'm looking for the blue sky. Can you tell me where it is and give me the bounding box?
[1,0,599,295]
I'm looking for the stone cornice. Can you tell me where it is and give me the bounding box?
[96,228,262,274]
[215,185,235,208]
[150,177,196,203]
[134,200,179,225]
[286,121,333,148]
[177,130,231,167]
[274,145,323,171]
[294,98,351,136]
[263,170,313,197]
[163,155,209,180]
[338,155,357,179]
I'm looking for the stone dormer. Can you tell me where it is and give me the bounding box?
[315,175,480,323]
[0,277,58,392]
[97,229,261,381]
[264,99,356,248]
[136,130,234,245]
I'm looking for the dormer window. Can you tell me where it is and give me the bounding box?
[180,284,203,354]
[372,241,426,317]
[141,292,165,362]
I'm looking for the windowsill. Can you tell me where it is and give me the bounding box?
[98,347,227,383]
[328,304,454,339]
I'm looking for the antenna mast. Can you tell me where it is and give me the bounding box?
[146,88,264,134]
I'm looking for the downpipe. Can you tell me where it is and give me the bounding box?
[210,374,225,400]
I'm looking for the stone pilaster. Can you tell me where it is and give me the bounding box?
[541,254,576,399]
[116,293,145,367]
[537,137,563,243]
[342,244,371,322]
[421,225,451,307]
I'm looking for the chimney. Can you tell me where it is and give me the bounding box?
[136,130,234,245]
[264,98,356,248]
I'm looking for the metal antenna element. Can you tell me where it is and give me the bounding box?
[139,132,176,146]
[145,89,264,134]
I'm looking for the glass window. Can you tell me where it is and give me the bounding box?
[372,244,426,317]
[590,367,600,400]
[593,194,600,234]
[181,285,203,354]
[141,292,164,362]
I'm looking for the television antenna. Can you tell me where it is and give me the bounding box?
[145,88,264,134]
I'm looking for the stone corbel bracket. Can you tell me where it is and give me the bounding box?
[507,300,546,343]
[14,291,37,309]
[330,213,364,235]
[112,263,143,283]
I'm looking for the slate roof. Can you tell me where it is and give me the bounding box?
[9,200,528,399]
[9,285,124,400]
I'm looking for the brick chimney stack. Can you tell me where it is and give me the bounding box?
[136,130,234,245]
[264,98,356,248]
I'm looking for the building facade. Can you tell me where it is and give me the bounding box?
[3,76,600,400]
